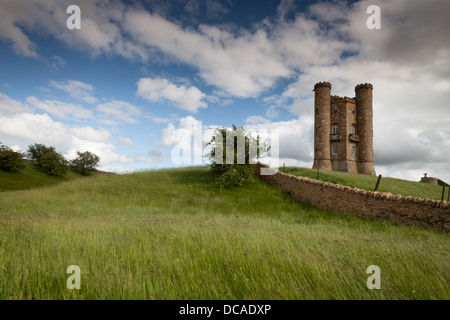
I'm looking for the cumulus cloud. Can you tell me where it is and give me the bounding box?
[0,0,355,97]
[345,0,450,75]
[0,0,39,57]
[96,100,143,125]
[26,96,93,120]
[0,92,31,115]
[72,126,111,143]
[125,10,291,97]
[50,80,99,104]
[0,0,150,61]
[265,105,279,119]
[137,77,207,113]
[161,116,216,165]
[0,112,69,144]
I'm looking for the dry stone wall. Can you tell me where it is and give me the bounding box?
[254,163,450,231]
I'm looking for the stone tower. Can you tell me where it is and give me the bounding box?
[312,82,332,171]
[312,82,376,176]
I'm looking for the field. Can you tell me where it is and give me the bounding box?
[0,167,449,300]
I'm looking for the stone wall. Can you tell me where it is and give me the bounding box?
[254,163,450,231]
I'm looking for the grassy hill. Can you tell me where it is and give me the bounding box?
[281,167,446,201]
[0,166,448,300]
[0,161,94,192]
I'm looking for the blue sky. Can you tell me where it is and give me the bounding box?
[0,0,449,182]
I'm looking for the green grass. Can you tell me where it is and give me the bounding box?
[281,167,446,201]
[0,167,448,300]
[0,161,90,192]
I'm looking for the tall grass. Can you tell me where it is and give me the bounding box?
[0,167,448,299]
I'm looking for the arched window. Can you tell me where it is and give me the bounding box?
[352,146,357,156]
[350,124,356,134]
[332,145,338,155]
[332,124,339,134]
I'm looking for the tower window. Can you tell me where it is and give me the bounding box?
[350,124,356,134]
[352,146,357,156]
[333,109,337,114]
[332,145,338,155]
[332,124,339,134]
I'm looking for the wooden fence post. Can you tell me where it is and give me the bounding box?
[374,174,382,191]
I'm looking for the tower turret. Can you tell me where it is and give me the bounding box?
[312,82,332,171]
[355,83,376,175]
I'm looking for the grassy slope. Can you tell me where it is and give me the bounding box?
[0,167,448,300]
[0,161,88,192]
[281,167,446,201]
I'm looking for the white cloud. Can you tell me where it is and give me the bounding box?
[136,77,207,113]
[345,0,450,74]
[143,113,171,124]
[265,105,279,119]
[0,92,31,116]
[26,96,93,120]
[0,112,68,143]
[72,126,111,143]
[50,80,99,104]
[0,0,351,97]
[125,11,290,97]
[0,0,39,57]
[245,115,271,125]
[96,100,143,125]
[161,116,215,165]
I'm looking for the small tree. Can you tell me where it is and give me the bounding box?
[205,125,270,188]
[27,143,56,162]
[0,143,25,171]
[71,151,100,175]
[39,151,69,176]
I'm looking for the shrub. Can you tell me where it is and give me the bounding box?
[212,164,256,188]
[39,151,69,176]
[205,125,269,188]
[0,143,25,171]
[71,151,100,175]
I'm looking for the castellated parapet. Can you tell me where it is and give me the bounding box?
[312,82,376,175]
